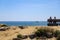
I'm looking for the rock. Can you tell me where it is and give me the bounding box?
[46,32,53,38]
[29,34,36,39]
[22,35,28,39]
[0,27,10,31]
[18,26,24,29]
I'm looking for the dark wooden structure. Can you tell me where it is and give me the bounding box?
[47,17,60,26]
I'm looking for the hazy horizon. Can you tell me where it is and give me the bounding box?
[0,0,60,21]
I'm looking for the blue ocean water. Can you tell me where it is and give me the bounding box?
[0,21,47,26]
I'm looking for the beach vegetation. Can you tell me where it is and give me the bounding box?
[35,27,60,40]
[17,34,23,38]
[35,28,54,38]
[54,30,60,37]
[57,35,60,40]
[0,24,8,27]
[17,34,28,39]
[13,38,21,40]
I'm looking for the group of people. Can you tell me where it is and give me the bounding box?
[48,17,56,24]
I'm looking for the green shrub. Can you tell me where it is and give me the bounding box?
[57,35,60,40]
[0,24,8,27]
[35,29,45,37]
[17,34,23,38]
[35,28,54,38]
[54,30,60,37]
[13,38,21,40]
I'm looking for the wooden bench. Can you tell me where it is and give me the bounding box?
[47,17,60,26]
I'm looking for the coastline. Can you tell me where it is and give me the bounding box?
[0,25,60,40]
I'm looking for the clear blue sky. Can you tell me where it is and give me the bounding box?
[0,0,60,21]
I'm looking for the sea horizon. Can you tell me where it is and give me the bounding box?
[0,21,47,26]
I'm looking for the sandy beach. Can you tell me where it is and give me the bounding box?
[0,26,60,40]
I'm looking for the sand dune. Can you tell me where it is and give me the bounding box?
[0,26,60,40]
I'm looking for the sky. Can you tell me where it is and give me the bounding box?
[0,0,60,21]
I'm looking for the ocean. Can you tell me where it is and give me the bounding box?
[0,21,47,26]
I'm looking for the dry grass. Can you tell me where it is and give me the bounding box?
[0,26,60,40]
